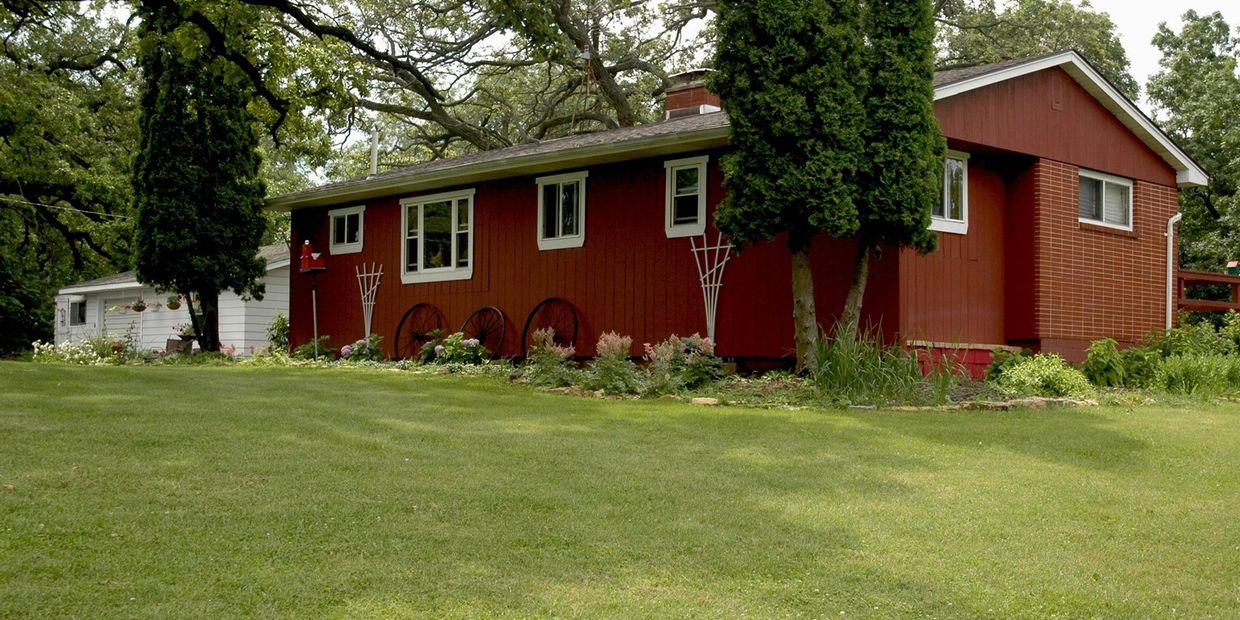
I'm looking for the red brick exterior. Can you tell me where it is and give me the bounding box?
[1028,159,1179,360]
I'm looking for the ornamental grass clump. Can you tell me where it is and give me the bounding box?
[993,353,1094,398]
[643,333,723,395]
[1152,355,1240,396]
[812,325,956,406]
[522,327,579,387]
[583,331,643,395]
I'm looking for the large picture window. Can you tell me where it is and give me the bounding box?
[401,190,474,284]
[1079,169,1132,230]
[536,171,587,250]
[328,205,365,254]
[665,155,708,238]
[930,151,969,235]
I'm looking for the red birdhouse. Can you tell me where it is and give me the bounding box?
[300,240,326,273]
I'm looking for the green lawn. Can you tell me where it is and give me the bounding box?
[1,363,1238,618]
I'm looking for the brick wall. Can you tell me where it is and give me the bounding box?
[1031,159,1179,359]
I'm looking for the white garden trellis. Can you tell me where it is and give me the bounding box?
[355,263,383,337]
[690,231,733,343]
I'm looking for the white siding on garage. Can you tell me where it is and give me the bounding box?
[54,258,289,356]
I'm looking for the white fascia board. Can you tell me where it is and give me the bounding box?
[934,50,1209,188]
[266,258,291,271]
[58,280,141,295]
[268,126,730,211]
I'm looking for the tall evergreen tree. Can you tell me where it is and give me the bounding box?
[133,0,267,352]
[708,0,865,372]
[844,0,945,336]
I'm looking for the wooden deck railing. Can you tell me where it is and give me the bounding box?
[1178,269,1240,312]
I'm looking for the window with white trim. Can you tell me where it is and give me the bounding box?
[69,301,87,326]
[401,190,474,284]
[1079,169,1132,229]
[665,155,708,238]
[930,151,969,235]
[329,205,365,254]
[537,171,587,250]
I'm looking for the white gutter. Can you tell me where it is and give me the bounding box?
[1167,212,1184,333]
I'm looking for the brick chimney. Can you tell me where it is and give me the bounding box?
[664,69,721,119]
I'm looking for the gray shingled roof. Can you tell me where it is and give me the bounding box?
[271,111,730,208]
[61,244,290,291]
[933,52,1066,88]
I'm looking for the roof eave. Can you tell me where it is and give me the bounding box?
[934,50,1210,188]
[268,125,731,211]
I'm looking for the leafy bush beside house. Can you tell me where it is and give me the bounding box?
[993,354,1094,399]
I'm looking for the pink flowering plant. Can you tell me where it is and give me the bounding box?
[583,331,644,395]
[522,327,579,387]
[644,333,723,394]
[341,334,385,362]
[424,331,487,365]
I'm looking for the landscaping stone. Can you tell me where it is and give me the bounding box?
[691,397,720,406]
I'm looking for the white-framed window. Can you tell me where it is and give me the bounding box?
[401,189,474,284]
[69,301,87,326]
[930,150,969,235]
[1079,169,1132,230]
[329,205,365,254]
[536,171,588,250]
[664,155,708,238]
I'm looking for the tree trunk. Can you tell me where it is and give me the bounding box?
[788,228,819,374]
[841,241,873,342]
[196,288,221,352]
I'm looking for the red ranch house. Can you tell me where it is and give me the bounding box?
[270,51,1208,371]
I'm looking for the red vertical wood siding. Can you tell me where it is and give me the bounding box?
[290,151,900,361]
[899,154,1007,346]
[934,67,1177,186]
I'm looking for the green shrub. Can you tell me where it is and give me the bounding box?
[522,328,580,387]
[993,354,1094,398]
[292,336,335,360]
[1153,355,1240,396]
[1121,346,1161,388]
[425,332,487,365]
[266,314,290,352]
[1083,338,1125,387]
[984,347,1033,382]
[1152,321,1236,357]
[643,333,724,395]
[583,332,643,395]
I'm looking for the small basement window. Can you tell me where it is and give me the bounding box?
[329,205,365,254]
[69,301,87,326]
[665,155,708,238]
[1079,169,1132,230]
[401,189,474,284]
[930,151,969,235]
[537,171,587,250]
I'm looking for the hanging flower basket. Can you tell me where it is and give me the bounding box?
[130,298,147,312]
[166,294,182,311]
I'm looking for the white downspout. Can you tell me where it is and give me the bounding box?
[1166,212,1184,333]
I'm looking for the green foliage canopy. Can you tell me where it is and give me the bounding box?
[1147,10,1240,272]
[708,0,864,247]
[132,0,268,349]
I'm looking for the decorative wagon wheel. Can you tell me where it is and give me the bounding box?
[521,297,579,357]
[459,306,506,358]
[394,302,446,360]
